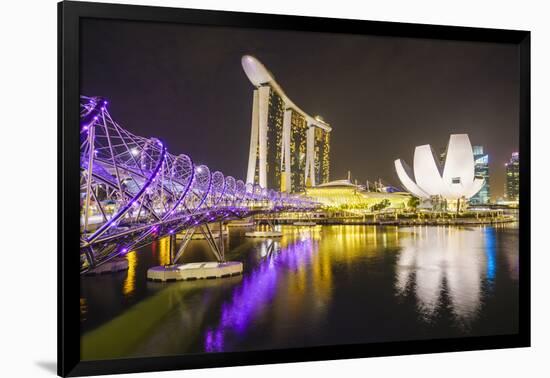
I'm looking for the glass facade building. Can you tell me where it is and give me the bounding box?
[505,152,519,201]
[470,145,490,204]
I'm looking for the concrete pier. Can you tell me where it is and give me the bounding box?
[245,230,283,238]
[293,221,317,226]
[147,261,243,282]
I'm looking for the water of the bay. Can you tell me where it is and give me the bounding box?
[80,224,519,360]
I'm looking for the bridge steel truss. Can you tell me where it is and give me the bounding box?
[79,96,317,273]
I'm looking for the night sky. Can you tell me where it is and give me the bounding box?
[81,18,519,199]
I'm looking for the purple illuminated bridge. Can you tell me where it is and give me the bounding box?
[80,96,319,273]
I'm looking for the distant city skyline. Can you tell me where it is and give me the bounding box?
[81,18,519,198]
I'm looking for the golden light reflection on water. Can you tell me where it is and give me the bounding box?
[123,226,198,298]
[82,224,518,359]
[158,236,171,266]
[311,242,333,303]
[265,224,494,333]
[80,297,87,322]
[252,224,505,334]
[319,225,401,264]
[122,250,137,297]
[263,225,403,325]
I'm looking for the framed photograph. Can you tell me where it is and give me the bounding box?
[58,1,530,376]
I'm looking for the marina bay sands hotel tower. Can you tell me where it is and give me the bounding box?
[242,55,332,193]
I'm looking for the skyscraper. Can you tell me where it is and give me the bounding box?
[243,55,331,193]
[313,124,330,186]
[288,110,307,192]
[505,152,519,201]
[470,145,491,204]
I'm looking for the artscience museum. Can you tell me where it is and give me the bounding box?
[394,134,484,210]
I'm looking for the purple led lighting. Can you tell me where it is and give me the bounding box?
[201,237,316,349]
[79,95,322,270]
[204,329,224,352]
[84,141,167,244]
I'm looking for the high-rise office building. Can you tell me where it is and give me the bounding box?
[243,55,331,193]
[470,145,490,204]
[505,152,519,201]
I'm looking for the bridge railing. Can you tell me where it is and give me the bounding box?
[79,96,319,272]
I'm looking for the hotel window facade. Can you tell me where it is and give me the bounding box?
[290,111,308,193]
[314,127,330,186]
[265,87,285,191]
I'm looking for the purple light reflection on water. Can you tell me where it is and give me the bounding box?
[203,236,316,352]
[204,329,224,353]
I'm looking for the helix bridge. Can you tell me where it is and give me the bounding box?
[80,96,318,274]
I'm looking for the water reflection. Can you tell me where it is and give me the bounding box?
[153,237,171,267]
[205,228,322,352]
[80,297,87,322]
[81,224,519,359]
[122,250,137,297]
[395,226,498,323]
[484,228,497,286]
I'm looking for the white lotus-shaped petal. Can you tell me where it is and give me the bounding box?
[394,134,484,200]
[394,159,429,198]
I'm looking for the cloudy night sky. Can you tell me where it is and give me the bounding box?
[81,18,519,199]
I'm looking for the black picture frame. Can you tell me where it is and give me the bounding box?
[58,1,531,376]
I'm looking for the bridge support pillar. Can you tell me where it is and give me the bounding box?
[245,215,283,238]
[244,230,283,238]
[219,221,225,262]
[169,233,176,265]
[147,224,243,282]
